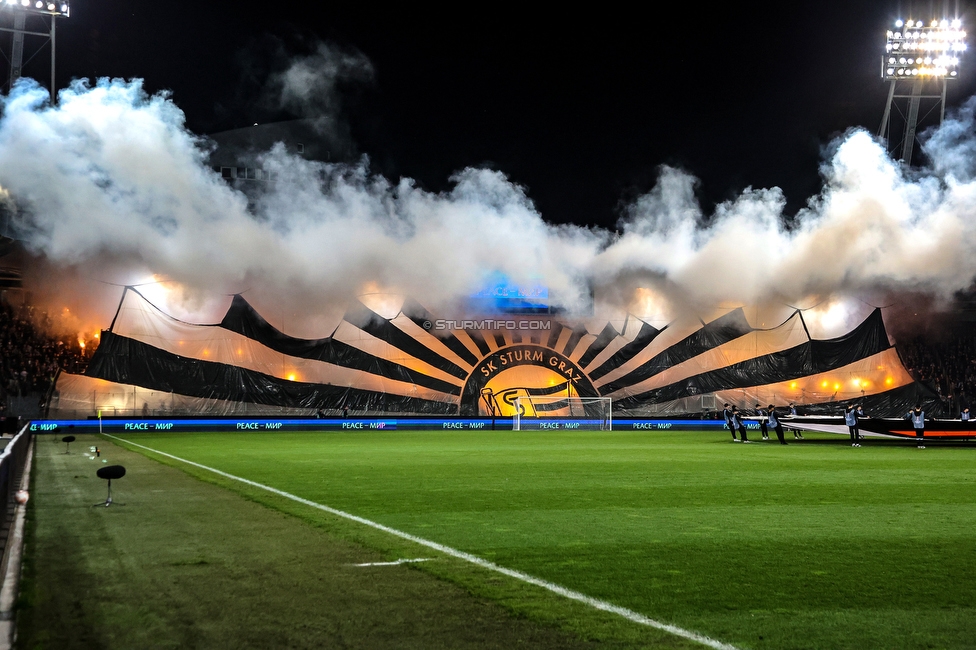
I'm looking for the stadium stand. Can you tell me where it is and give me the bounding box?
[0,301,88,422]
[899,324,976,415]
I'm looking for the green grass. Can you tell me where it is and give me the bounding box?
[22,429,976,649]
[19,433,675,650]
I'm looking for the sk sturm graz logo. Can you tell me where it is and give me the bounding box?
[459,344,599,416]
[495,381,582,415]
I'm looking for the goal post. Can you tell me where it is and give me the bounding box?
[513,395,612,431]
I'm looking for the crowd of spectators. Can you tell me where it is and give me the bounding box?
[0,300,90,415]
[898,321,976,414]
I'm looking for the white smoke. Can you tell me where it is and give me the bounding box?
[264,41,373,144]
[2,63,976,335]
[0,76,602,328]
[597,105,976,319]
[271,42,373,118]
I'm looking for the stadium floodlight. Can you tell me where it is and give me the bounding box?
[883,17,965,80]
[2,0,68,15]
[880,17,965,164]
[2,0,67,101]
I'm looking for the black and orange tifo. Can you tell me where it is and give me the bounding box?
[49,287,942,418]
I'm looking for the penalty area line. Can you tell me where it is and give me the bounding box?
[104,434,738,650]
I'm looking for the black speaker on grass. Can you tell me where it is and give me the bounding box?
[61,435,75,454]
[55,425,72,443]
[93,465,126,507]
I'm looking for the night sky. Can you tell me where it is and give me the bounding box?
[11,0,976,231]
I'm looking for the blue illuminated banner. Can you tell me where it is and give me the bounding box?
[470,272,549,313]
[31,418,401,433]
[29,417,725,433]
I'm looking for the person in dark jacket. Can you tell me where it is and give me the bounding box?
[723,403,738,442]
[906,404,926,449]
[732,406,751,443]
[788,402,804,439]
[767,405,787,445]
[845,404,861,447]
[755,403,769,441]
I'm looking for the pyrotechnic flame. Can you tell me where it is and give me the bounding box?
[628,288,672,326]
[358,283,404,320]
[797,298,867,339]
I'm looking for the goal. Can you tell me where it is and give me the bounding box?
[513,396,612,431]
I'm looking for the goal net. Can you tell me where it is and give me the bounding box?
[513,396,612,430]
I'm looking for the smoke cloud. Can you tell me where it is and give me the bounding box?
[270,42,373,120]
[1,61,976,337]
[597,101,976,322]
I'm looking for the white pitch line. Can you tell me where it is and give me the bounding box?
[105,434,738,650]
[353,558,432,567]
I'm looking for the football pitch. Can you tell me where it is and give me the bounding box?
[19,428,976,649]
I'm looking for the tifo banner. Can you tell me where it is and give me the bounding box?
[48,288,941,419]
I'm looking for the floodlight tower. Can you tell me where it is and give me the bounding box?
[0,0,70,102]
[879,17,966,164]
